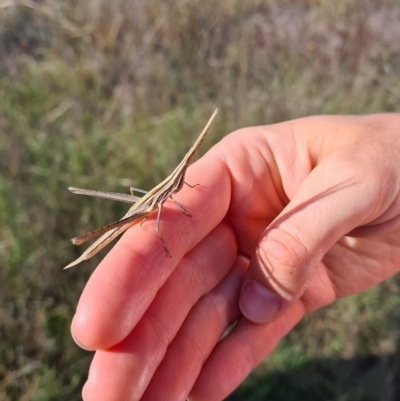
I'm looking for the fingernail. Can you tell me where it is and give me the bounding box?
[239,281,281,323]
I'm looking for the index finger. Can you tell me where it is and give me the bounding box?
[71,154,232,350]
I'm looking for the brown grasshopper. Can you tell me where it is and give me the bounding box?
[65,109,218,269]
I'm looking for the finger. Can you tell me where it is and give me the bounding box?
[239,153,385,323]
[81,223,238,401]
[189,302,305,401]
[140,256,248,401]
[72,155,232,350]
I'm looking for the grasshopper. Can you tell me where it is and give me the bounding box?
[65,109,218,269]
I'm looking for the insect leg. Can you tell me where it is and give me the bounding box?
[155,201,172,257]
[170,196,191,216]
[140,216,148,230]
[130,186,148,197]
[184,182,199,188]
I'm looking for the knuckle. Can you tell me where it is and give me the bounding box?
[256,228,312,299]
[142,311,170,349]
[259,228,309,274]
[180,331,204,362]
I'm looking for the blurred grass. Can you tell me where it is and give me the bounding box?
[1,0,400,400]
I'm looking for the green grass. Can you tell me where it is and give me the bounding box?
[1,0,400,399]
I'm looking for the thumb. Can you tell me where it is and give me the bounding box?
[239,158,379,324]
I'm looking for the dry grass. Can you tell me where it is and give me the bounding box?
[1,0,400,400]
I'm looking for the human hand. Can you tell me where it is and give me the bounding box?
[71,113,400,401]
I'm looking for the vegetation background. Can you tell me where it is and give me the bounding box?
[1,0,400,400]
